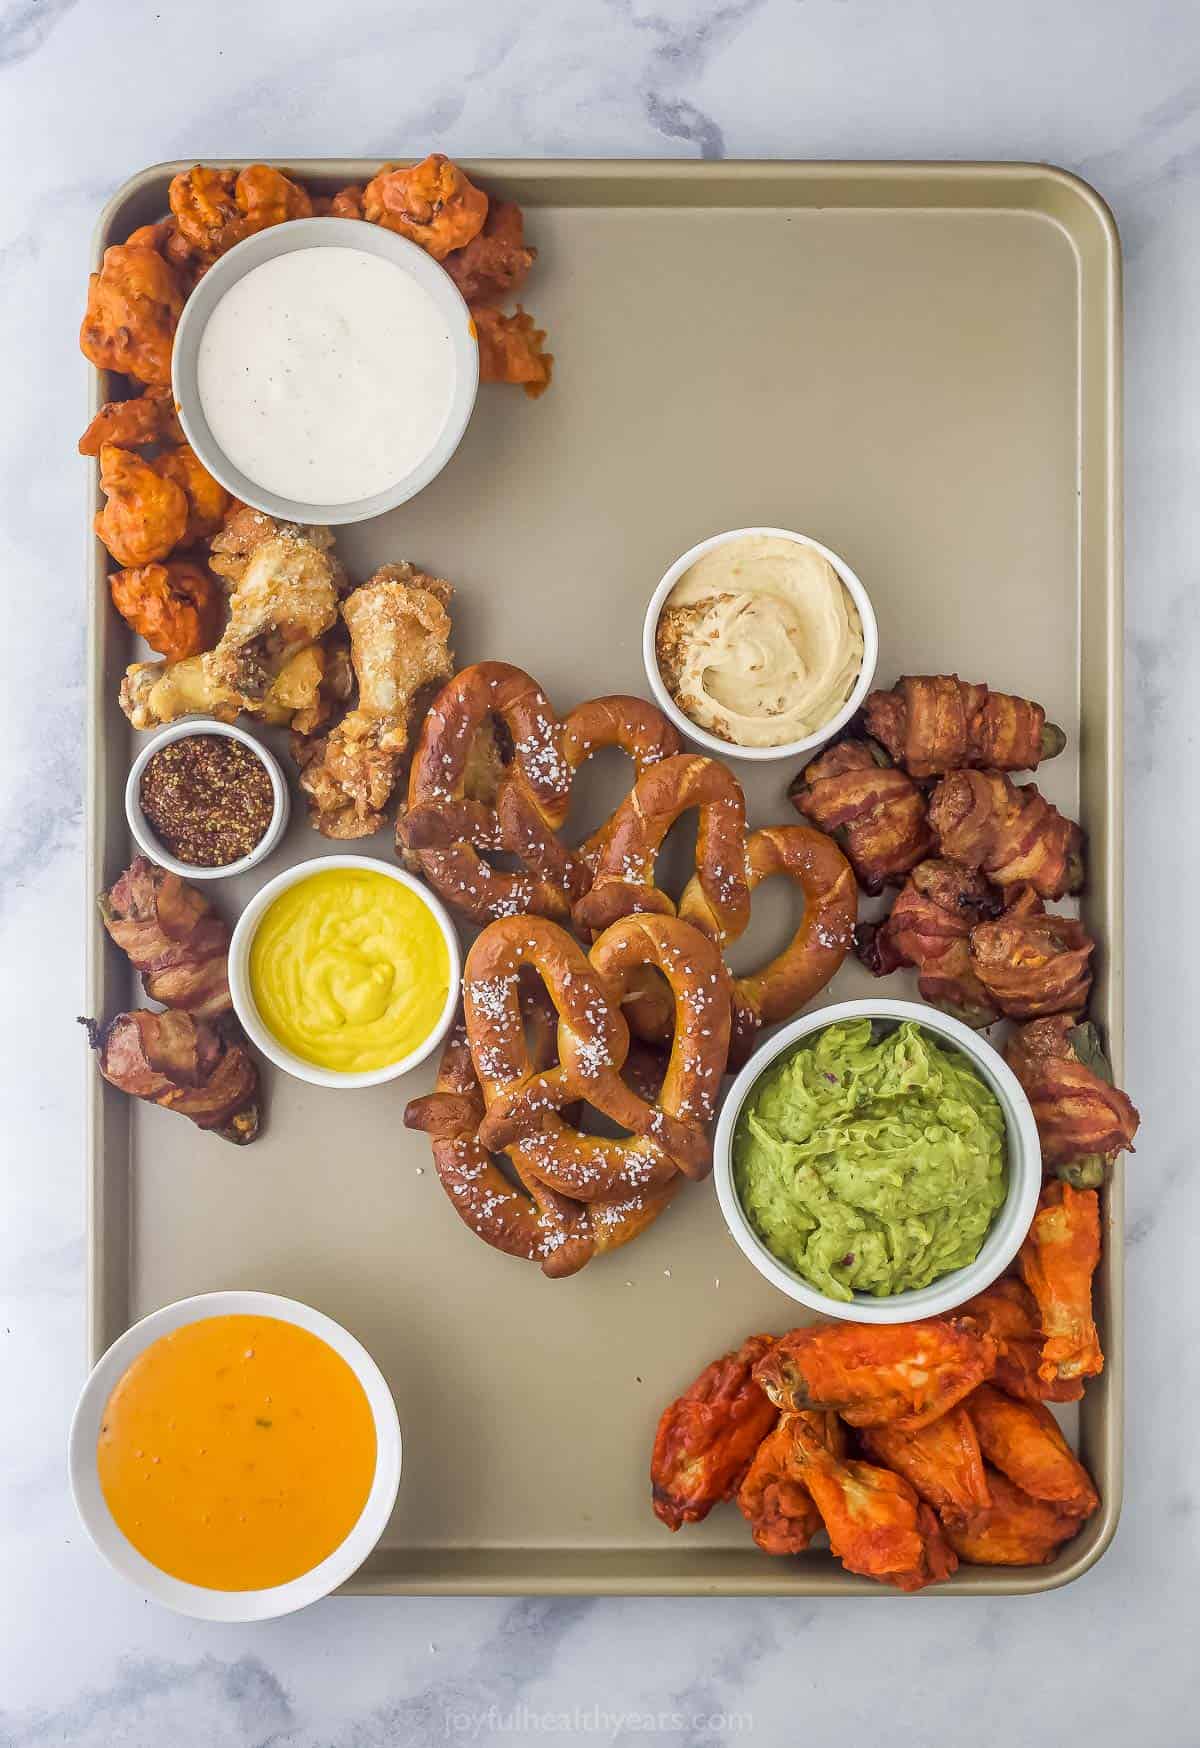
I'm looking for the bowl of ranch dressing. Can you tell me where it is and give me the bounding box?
[172,217,479,524]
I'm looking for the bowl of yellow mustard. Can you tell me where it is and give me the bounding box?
[229,856,459,1088]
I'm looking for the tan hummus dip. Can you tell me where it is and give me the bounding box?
[655,534,864,748]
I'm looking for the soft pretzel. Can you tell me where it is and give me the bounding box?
[683,824,858,1060]
[398,664,681,924]
[464,913,732,1199]
[573,756,856,1057]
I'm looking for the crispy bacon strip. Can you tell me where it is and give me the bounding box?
[99,856,231,1019]
[864,675,1065,778]
[928,770,1084,899]
[856,858,1001,1025]
[790,739,933,894]
[83,1011,258,1144]
[968,899,1094,1019]
[1005,1016,1140,1186]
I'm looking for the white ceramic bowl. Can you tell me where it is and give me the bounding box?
[172,217,479,525]
[68,1289,402,1621]
[713,998,1042,1324]
[642,526,878,763]
[228,855,461,1089]
[126,718,289,881]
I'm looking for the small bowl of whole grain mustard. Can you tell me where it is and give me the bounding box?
[644,527,878,762]
[126,720,289,881]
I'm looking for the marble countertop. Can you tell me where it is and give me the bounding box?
[3,0,1195,1741]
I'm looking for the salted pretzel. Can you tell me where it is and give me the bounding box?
[405,1005,682,1278]
[464,912,732,1202]
[397,663,680,924]
[573,755,857,1057]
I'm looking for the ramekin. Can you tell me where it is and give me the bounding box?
[713,998,1042,1324]
[642,526,878,764]
[172,217,479,525]
[68,1289,402,1621]
[228,855,460,1089]
[125,718,289,882]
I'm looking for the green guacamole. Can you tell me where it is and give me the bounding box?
[733,1019,1007,1301]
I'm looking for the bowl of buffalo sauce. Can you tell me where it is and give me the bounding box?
[69,1291,401,1619]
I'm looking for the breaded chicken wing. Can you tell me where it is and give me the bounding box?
[473,305,554,397]
[94,444,189,567]
[364,153,488,259]
[120,524,340,731]
[966,1384,1098,1517]
[294,564,455,838]
[108,559,222,663]
[736,1412,844,1555]
[168,164,312,267]
[78,385,183,456]
[859,1405,992,1525]
[80,243,186,386]
[156,443,230,545]
[943,1467,1083,1566]
[789,1419,958,1592]
[651,1335,779,1530]
[753,1318,997,1432]
[445,201,536,304]
[1019,1183,1104,1388]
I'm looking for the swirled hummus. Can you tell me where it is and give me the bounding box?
[655,535,864,748]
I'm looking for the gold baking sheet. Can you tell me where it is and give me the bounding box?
[86,160,1123,1594]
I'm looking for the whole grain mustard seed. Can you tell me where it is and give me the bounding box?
[140,735,274,867]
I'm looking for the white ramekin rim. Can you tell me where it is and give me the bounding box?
[125,718,289,881]
[228,854,461,1089]
[68,1289,402,1621]
[641,526,879,763]
[713,997,1042,1324]
[172,217,479,526]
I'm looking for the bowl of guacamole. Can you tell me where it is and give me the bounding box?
[714,999,1042,1323]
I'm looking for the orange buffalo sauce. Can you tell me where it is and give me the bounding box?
[97,1314,377,1591]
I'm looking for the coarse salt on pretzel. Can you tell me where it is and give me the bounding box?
[463,912,731,1200]
[574,756,856,1058]
[398,665,681,925]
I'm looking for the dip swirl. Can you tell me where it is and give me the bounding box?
[655,534,864,748]
[249,867,450,1074]
[733,1019,1007,1300]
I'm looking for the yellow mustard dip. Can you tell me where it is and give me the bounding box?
[249,867,451,1073]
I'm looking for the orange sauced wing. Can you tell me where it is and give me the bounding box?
[790,1419,957,1592]
[94,444,189,568]
[445,201,536,304]
[965,1384,1098,1518]
[651,1335,779,1530]
[859,1404,991,1525]
[735,1411,843,1555]
[753,1318,997,1432]
[363,153,488,260]
[943,1467,1083,1566]
[108,560,223,663]
[78,385,183,457]
[473,305,553,398]
[1019,1183,1104,1388]
[80,243,186,386]
[960,1277,1083,1405]
[156,443,231,545]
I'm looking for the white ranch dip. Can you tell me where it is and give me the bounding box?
[197,247,456,505]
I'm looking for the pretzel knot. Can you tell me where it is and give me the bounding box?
[573,755,858,1059]
[465,912,731,1202]
[397,663,681,924]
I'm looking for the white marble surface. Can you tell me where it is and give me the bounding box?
[2,0,1196,1741]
